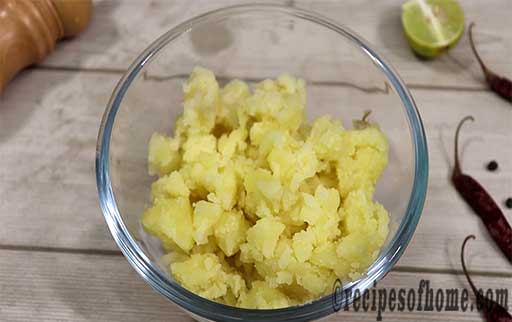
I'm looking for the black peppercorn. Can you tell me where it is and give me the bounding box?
[486,160,498,171]
[506,198,512,209]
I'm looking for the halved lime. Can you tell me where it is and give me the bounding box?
[402,0,465,59]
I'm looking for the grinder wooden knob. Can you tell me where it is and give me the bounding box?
[0,0,92,93]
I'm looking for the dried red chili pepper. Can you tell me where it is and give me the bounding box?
[469,23,512,102]
[461,235,512,322]
[452,116,512,262]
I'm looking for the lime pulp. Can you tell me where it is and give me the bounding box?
[401,0,465,58]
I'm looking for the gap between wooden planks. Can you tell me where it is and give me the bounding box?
[1,2,511,321]
[0,69,510,274]
[0,249,510,322]
[38,0,512,88]
[32,65,489,92]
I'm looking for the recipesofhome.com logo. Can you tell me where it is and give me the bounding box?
[332,279,509,321]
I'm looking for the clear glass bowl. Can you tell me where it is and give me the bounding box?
[96,4,428,322]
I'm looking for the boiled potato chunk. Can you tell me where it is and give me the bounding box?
[214,210,249,257]
[147,133,181,176]
[192,200,223,245]
[172,253,245,300]
[244,216,285,260]
[142,197,193,252]
[141,67,390,309]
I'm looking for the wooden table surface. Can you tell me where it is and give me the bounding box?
[1,1,511,321]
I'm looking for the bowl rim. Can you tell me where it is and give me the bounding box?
[96,4,429,321]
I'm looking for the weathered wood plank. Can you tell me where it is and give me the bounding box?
[0,70,117,250]
[2,2,511,321]
[295,0,512,88]
[40,0,512,88]
[0,249,510,322]
[0,70,510,272]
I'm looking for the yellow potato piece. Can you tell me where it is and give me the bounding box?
[151,171,190,201]
[171,253,246,300]
[192,200,223,245]
[237,281,291,309]
[244,216,285,260]
[147,133,181,176]
[214,210,249,257]
[141,67,390,309]
[141,197,193,252]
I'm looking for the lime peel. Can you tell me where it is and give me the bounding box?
[415,0,447,44]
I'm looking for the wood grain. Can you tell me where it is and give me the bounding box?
[0,249,510,322]
[0,70,117,251]
[1,1,511,321]
[39,0,512,88]
[1,69,510,273]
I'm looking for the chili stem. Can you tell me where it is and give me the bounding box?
[461,235,479,296]
[468,23,490,77]
[453,116,475,176]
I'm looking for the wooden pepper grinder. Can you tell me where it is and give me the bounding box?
[0,0,92,93]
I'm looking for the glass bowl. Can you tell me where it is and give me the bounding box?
[96,4,428,322]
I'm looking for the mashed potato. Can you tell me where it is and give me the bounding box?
[141,67,389,309]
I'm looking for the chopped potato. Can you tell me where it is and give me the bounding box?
[237,280,291,309]
[141,67,390,309]
[193,200,223,245]
[171,253,246,300]
[214,210,249,257]
[151,171,190,201]
[142,197,193,252]
[147,133,181,176]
